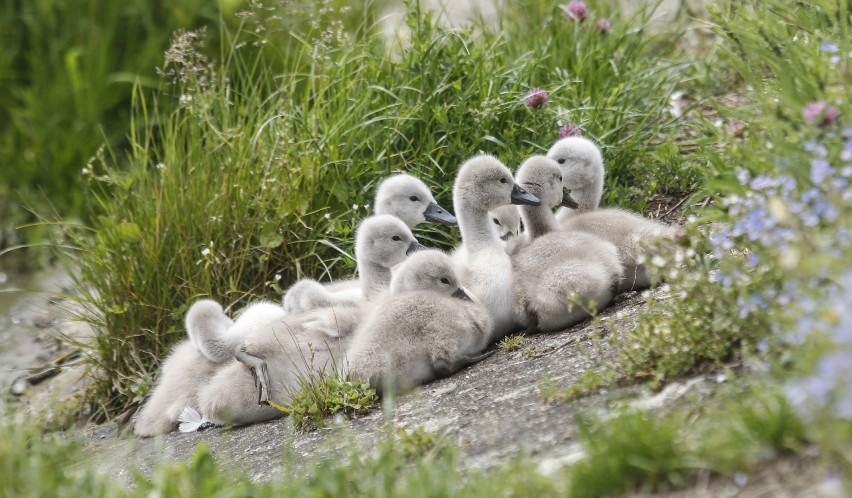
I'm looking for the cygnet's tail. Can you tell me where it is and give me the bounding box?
[186,299,236,363]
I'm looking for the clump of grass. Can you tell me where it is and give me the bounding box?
[695,387,809,475]
[0,414,121,497]
[395,426,445,461]
[275,367,377,432]
[568,410,693,497]
[498,334,530,352]
[565,381,818,497]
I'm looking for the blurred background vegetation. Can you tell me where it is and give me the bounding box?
[0,0,383,260]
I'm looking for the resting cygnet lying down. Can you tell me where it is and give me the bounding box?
[452,155,541,340]
[283,173,454,314]
[191,215,426,426]
[511,156,623,333]
[133,301,235,437]
[346,250,493,394]
[546,137,678,292]
[193,302,357,427]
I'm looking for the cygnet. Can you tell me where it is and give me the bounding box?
[347,249,493,394]
[132,303,237,436]
[546,136,679,292]
[452,154,540,340]
[489,205,523,255]
[511,155,623,333]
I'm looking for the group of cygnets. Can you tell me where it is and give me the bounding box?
[132,136,678,437]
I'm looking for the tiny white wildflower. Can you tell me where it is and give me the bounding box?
[201,248,211,256]
[352,204,359,210]
[274,273,282,281]
[179,94,193,105]
[81,167,90,175]
[324,213,331,219]
[155,162,166,170]
[651,255,666,267]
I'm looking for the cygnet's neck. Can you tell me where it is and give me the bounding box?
[519,202,560,239]
[576,177,604,212]
[457,202,500,253]
[359,260,390,299]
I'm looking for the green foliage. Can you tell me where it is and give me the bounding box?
[135,444,253,497]
[63,0,701,418]
[277,367,377,432]
[395,426,445,461]
[567,384,816,497]
[568,410,692,497]
[695,387,809,474]
[0,415,123,497]
[0,0,220,249]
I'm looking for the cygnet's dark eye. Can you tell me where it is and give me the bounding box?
[440,277,450,285]
[492,218,501,226]
[557,158,566,164]
[500,177,507,184]
[392,235,402,241]
[409,195,419,202]
[558,176,563,182]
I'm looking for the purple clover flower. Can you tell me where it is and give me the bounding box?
[803,101,840,127]
[596,18,612,33]
[564,0,588,21]
[557,123,583,138]
[525,88,549,108]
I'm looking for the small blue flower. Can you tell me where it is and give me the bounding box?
[811,159,834,184]
[820,42,839,53]
[745,253,760,267]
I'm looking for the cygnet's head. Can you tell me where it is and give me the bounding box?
[489,205,521,242]
[355,214,425,269]
[515,155,579,210]
[545,137,604,210]
[453,155,540,212]
[374,174,457,227]
[389,249,471,300]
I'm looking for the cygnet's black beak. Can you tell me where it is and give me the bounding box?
[500,232,514,241]
[510,184,541,206]
[561,189,580,209]
[423,202,458,225]
[406,240,427,256]
[451,287,473,301]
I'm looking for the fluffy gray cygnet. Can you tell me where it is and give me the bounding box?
[452,155,541,340]
[546,137,678,292]
[283,174,452,313]
[346,249,493,394]
[489,205,523,255]
[133,302,236,437]
[194,302,353,427]
[511,155,623,333]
